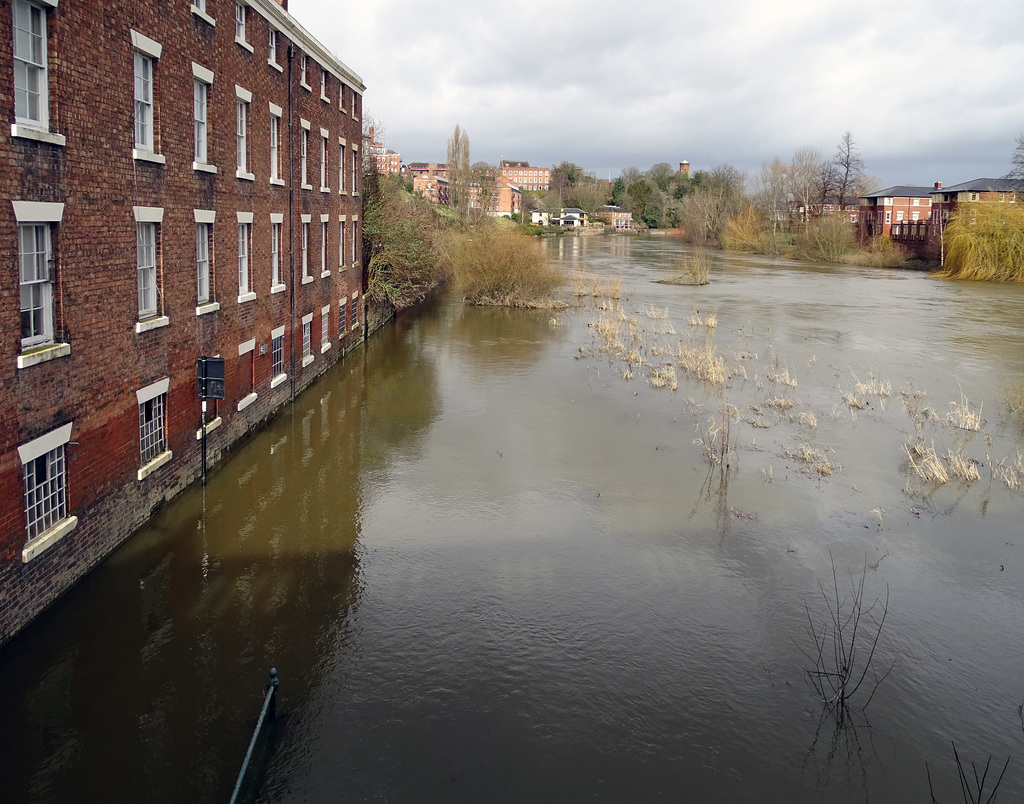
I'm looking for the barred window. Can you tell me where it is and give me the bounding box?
[24,444,67,541]
[302,319,311,358]
[139,392,167,464]
[272,333,283,377]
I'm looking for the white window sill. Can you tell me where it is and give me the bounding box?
[320,186,331,194]
[338,264,347,271]
[321,93,330,103]
[270,177,285,186]
[268,59,282,73]
[302,275,314,285]
[235,37,253,53]
[138,449,172,481]
[11,124,66,146]
[301,183,313,191]
[18,342,70,369]
[193,161,217,174]
[196,301,220,316]
[236,170,255,181]
[191,6,215,26]
[271,283,286,294]
[237,391,258,411]
[271,373,287,389]
[351,324,359,332]
[133,149,166,165]
[238,291,257,304]
[136,315,170,334]
[196,415,222,440]
[320,270,331,279]
[320,342,332,354]
[300,81,311,92]
[338,188,348,196]
[302,354,314,367]
[22,515,78,563]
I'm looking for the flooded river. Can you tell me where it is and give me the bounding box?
[3,236,1024,802]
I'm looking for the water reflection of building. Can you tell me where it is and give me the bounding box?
[1,0,367,645]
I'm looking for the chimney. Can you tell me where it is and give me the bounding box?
[934,181,942,190]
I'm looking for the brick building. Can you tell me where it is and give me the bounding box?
[366,126,400,175]
[498,160,549,191]
[595,204,633,231]
[858,185,934,240]
[1,0,365,644]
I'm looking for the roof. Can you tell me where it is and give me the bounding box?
[560,208,585,215]
[935,178,1024,194]
[597,205,629,213]
[860,185,935,199]
[500,160,531,168]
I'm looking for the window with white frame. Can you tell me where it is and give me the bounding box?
[271,328,284,378]
[351,148,358,194]
[301,221,309,279]
[235,3,246,41]
[137,222,158,318]
[320,220,328,275]
[339,142,345,192]
[301,128,308,186]
[350,292,358,328]
[351,219,357,264]
[271,219,281,288]
[268,29,277,63]
[236,97,248,174]
[320,132,328,189]
[192,0,206,11]
[339,218,345,266]
[320,70,326,99]
[196,222,211,303]
[269,115,279,179]
[134,52,154,150]
[339,82,345,110]
[339,299,346,334]
[13,0,48,129]
[138,379,169,466]
[20,423,73,548]
[238,221,251,295]
[321,305,330,349]
[194,80,207,163]
[19,222,53,348]
[302,317,311,358]
[300,53,307,86]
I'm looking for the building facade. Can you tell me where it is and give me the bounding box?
[857,185,934,240]
[498,160,549,192]
[1,0,365,644]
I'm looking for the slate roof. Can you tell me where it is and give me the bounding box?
[860,185,935,199]
[935,178,1024,194]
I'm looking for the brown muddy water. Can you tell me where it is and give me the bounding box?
[2,235,1024,803]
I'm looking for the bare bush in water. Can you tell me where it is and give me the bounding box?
[660,249,714,286]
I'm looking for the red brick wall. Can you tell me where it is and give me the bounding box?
[0,0,367,644]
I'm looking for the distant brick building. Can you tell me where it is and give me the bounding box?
[858,186,933,240]
[366,126,400,175]
[596,205,633,231]
[0,0,366,644]
[499,160,549,192]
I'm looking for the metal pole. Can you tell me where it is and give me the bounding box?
[201,399,207,486]
[228,668,279,804]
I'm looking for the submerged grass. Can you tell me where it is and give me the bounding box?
[660,249,714,285]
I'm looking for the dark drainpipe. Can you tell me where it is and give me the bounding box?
[287,44,296,402]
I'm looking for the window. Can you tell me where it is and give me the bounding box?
[19,423,74,554]
[236,99,247,173]
[20,223,52,348]
[196,222,211,303]
[339,218,345,266]
[235,3,245,41]
[300,53,307,86]
[321,220,328,275]
[320,71,326,99]
[271,220,281,288]
[13,0,47,128]
[194,81,207,163]
[269,103,282,182]
[137,222,158,318]
[302,317,311,358]
[339,82,345,110]
[301,128,308,186]
[320,132,328,189]
[351,219,357,265]
[138,380,169,466]
[339,143,345,192]
[351,149,358,194]
[269,29,277,63]
[238,222,251,296]
[885,211,891,224]
[301,221,309,279]
[271,328,284,378]
[134,52,154,150]
[350,293,358,329]
[339,299,346,334]
[192,0,205,11]
[321,305,330,350]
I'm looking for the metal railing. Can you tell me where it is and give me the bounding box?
[229,668,279,804]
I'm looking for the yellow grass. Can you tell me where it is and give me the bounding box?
[651,366,678,391]
[946,448,981,481]
[903,441,950,484]
[853,371,892,397]
[947,390,983,431]
[676,339,726,384]
[936,203,1024,282]
[661,249,714,285]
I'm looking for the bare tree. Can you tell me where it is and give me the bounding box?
[678,165,745,244]
[789,146,822,223]
[470,160,496,217]
[446,124,471,217]
[1006,133,1024,180]
[753,157,790,237]
[815,160,841,210]
[833,131,865,209]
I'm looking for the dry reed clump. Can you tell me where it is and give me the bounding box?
[785,443,835,476]
[572,265,590,297]
[996,451,1024,490]
[844,393,866,410]
[641,304,669,320]
[445,225,566,307]
[767,366,798,388]
[676,338,726,384]
[763,396,795,410]
[843,236,911,269]
[651,366,678,391]
[946,448,981,482]
[947,390,983,431]
[661,248,714,285]
[693,403,741,466]
[795,411,819,429]
[704,309,718,329]
[853,372,892,397]
[605,276,623,299]
[903,441,950,484]
[1002,379,1024,424]
[935,203,1024,282]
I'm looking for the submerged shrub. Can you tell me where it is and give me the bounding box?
[795,216,855,263]
[937,203,1024,282]
[442,223,565,307]
[844,236,911,268]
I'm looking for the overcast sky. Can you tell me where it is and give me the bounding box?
[293,0,1024,191]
